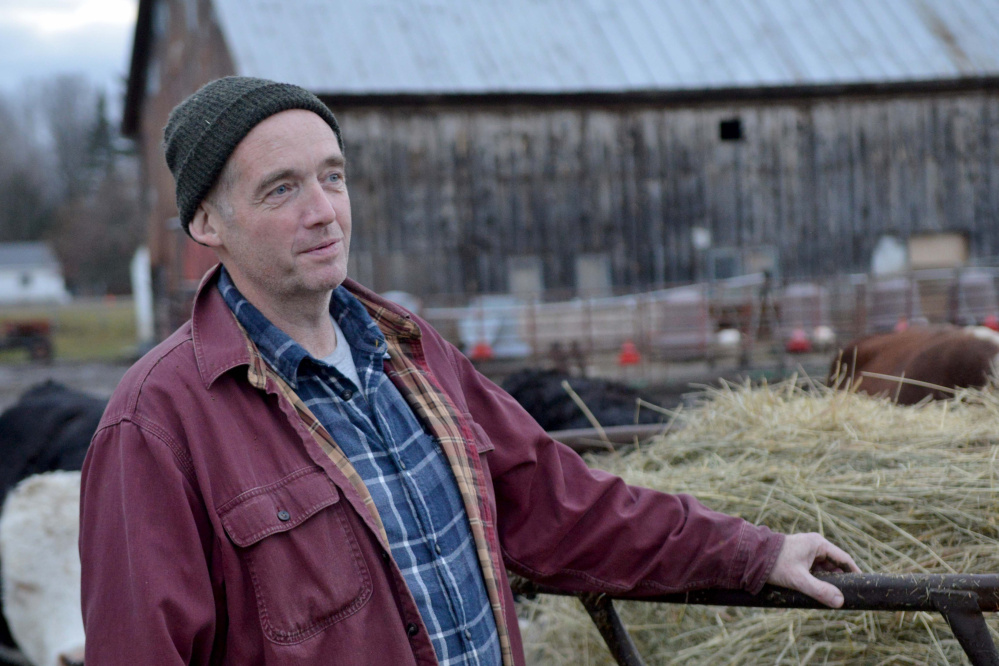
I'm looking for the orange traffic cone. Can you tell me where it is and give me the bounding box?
[470,341,494,361]
[984,315,999,331]
[618,340,641,366]
[785,328,811,353]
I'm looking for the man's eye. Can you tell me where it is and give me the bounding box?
[272,184,290,196]
[327,172,342,183]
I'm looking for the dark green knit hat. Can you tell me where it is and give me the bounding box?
[163,76,343,235]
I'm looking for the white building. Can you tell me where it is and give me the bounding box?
[0,243,71,305]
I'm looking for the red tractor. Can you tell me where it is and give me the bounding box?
[0,320,53,362]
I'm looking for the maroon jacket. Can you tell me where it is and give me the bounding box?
[79,269,783,665]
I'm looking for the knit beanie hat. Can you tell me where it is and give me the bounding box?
[163,76,343,235]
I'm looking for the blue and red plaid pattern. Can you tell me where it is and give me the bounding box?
[219,268,500,665]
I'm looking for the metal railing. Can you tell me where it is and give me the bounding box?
[512,573,999,666]
[421,268,999,366]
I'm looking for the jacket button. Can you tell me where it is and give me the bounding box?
[406,622,419,637]
[343,389,354,400]
[277,510,291,522]
[381,551,390,563]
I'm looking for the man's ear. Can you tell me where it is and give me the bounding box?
[188,203,223,248]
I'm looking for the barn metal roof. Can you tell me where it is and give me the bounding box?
[213,0,999,95]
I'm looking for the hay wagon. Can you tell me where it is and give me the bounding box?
[535,422,999,666]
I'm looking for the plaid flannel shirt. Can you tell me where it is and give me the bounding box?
[218,269,501,665]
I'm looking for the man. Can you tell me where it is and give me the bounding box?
[79,77,857,665]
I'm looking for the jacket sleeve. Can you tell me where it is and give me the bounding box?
[79,419,219,664]
[443,342,784,596]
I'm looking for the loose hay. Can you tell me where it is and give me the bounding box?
[520,378,999,665]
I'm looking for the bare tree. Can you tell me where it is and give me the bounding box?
[53,158,143,295]
[0,94,53,241]
[0,75,143,294]
[31,75,99,199]
[48,85,143,294]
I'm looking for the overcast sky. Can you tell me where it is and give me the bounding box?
[0,0,138,110]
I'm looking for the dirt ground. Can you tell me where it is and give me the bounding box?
[0,361,132,412]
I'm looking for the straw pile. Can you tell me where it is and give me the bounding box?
[519,378,999,665]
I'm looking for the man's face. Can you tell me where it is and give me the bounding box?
[196,109,351,312]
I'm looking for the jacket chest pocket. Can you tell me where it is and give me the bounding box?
[219,468,372,644]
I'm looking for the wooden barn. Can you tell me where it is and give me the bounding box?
[122,0,999,334]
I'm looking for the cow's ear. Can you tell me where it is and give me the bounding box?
[188,204,223,249]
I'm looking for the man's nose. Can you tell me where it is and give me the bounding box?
[301,180,336,226]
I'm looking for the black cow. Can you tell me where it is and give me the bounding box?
[0,381,106,502]
[501,369,661,432]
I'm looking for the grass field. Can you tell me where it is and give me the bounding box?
[0,297,138,363]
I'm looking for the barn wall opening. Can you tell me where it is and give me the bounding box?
[719,118,743,141]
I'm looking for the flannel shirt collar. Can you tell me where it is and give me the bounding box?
[189,264,421,390]
[216,266,387,389]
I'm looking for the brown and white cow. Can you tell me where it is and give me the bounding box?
[829,325,999,404]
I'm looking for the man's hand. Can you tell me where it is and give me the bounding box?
[767,533,860,608]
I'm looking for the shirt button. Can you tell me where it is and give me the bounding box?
[277,510,291,522]
[399,459,407,470]
[406,622,419,637]
[434,543,442,555]
[464,630,472,640]
[343,389,354,400]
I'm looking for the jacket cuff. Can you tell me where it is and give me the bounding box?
[737,524,785,594]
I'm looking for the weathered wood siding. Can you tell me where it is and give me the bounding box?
[334,90,999,300]
[137,8,999,326]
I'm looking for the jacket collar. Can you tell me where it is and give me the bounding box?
[343,277,423,342]
[190,263,422,389]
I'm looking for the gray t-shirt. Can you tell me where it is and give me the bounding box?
[321,316,362,389]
